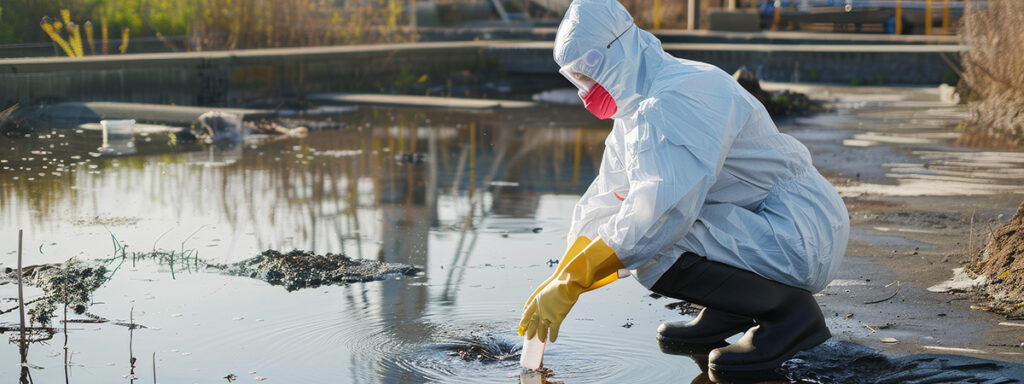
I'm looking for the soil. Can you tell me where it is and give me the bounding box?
[819,193,1024,364]
[229,249,421,291]
[968,199,1024,319]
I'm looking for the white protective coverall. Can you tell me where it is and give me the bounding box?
[560,0,849,293]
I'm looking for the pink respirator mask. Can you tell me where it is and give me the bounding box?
[559,49,617,120]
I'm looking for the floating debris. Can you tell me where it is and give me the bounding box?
[1,258,108,326]
[229,250,420,291]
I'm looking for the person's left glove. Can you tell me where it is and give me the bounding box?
[518,238,625,342]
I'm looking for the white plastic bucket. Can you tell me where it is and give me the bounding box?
[99,119,136,154]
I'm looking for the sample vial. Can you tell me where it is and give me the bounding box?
[519,335,546,370]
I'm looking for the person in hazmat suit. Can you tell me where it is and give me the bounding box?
[518,0,850,380]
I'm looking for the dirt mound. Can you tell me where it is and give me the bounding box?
[969,199,1024,318]
[232,250,420,291]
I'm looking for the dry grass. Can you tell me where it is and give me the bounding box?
[956,0,1024,151]
[193,0,413,50]
[619,0,689,29]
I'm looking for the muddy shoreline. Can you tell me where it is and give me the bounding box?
[770,83,1024,365]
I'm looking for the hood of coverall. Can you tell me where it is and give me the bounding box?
[554,0,670,120]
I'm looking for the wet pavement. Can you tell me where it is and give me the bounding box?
[2,85,1024,383]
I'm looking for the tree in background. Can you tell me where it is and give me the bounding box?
[0,0,66,44]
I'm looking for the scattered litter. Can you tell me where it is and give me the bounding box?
[927,267,987,293]
[880,338,899,343]
[998,322,1024,327]
[922,345,987,354]
[864,281,901,304]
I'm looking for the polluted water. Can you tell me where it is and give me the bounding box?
[3,86,1024,382]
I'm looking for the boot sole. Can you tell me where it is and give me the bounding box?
[657,338,728,355]
[655,323,754,345]
[707,328,831,378]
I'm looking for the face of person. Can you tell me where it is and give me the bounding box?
[571,72,598,92]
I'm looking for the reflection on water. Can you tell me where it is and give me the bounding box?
[1,106,607,265]
[1,105,703,383]
[5,86,1024,383]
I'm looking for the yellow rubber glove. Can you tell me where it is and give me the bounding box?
[518,238,625,342]
[522,236,591,312]
[521,237,621,313]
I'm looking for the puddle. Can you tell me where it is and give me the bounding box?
[1,105,695,383]
[778,86,1024,197]
[3,86,1024,383]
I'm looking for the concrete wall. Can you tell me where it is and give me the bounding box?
[0,41,964,108]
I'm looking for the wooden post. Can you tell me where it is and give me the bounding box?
[728,0,736,11]
[18,229,28,384]
[410,0,418,34]
[895,0,903,35]
[773,1,781,30]
[925,0,933,35]
[687,0,696,31]
[655,0,662,30]
[942,0,951,33]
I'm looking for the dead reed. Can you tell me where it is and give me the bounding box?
[956,0,1024,151]
[189,0,413,50]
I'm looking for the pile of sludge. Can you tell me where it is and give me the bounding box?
[231,249,420,291]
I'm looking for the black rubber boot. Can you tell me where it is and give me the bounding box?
[656,307,755,346]
[651,253,830,382]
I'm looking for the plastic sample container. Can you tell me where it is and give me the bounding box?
[520,335,546,370]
